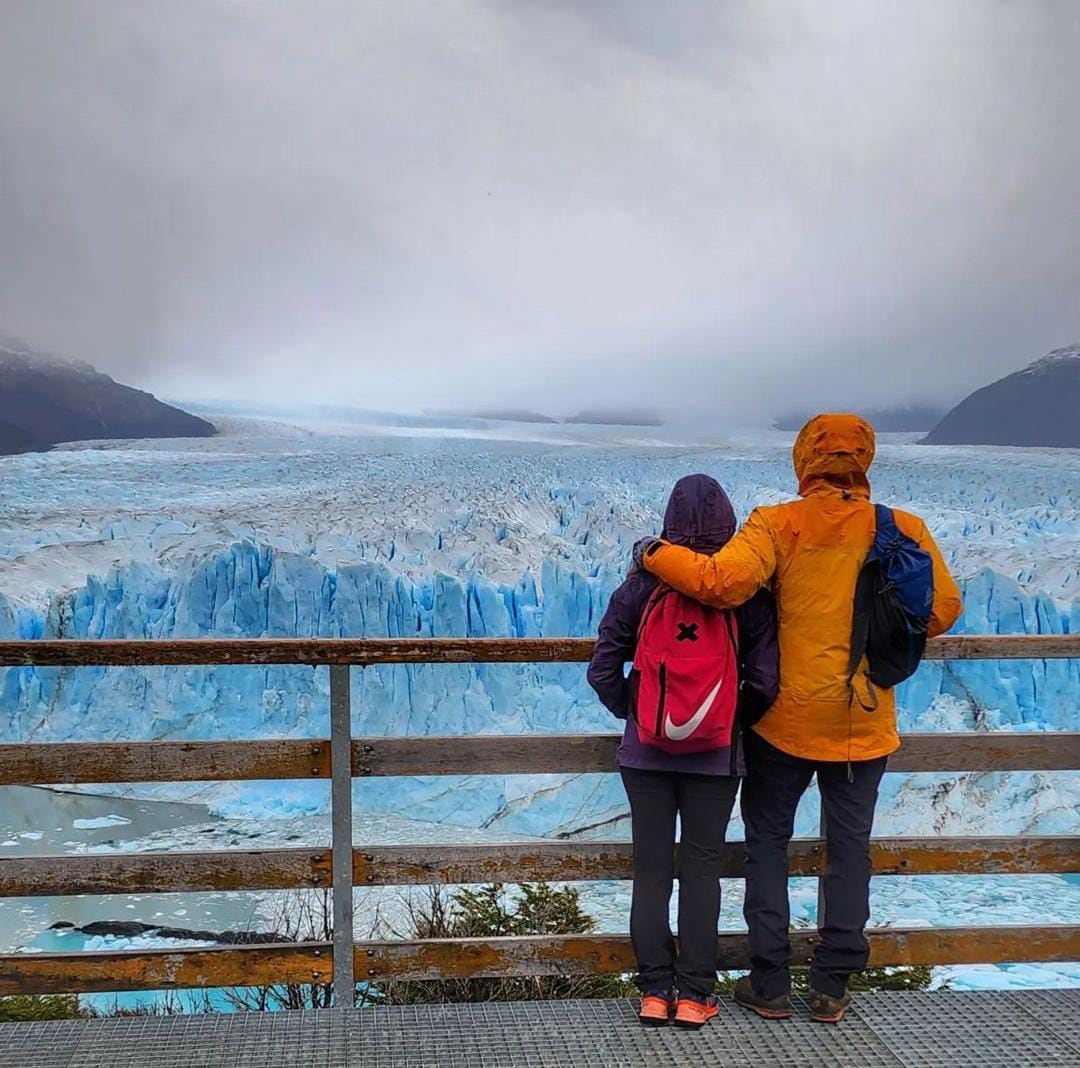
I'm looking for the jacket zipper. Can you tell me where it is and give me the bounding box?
[655,661,667,738]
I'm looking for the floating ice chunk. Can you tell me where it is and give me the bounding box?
[72,815,132,830]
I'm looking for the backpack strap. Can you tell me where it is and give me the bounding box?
[874,503,896,536]
[848,504,878,675]
[873,503,904,556]
[630,583,671,727]
[848,503,882,712]
[724,607,739,656]
[635,583,672,647]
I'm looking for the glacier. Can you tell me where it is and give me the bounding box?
[3,541,1077,840]
[0,413,1077,989]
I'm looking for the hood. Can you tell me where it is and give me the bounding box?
[661,473,736,554]
[793,414,876,498]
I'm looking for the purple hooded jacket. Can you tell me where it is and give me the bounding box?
[587,474,779,776]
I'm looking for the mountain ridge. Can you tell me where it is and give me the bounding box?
[923,345,1080,448]
[0,344,217,455]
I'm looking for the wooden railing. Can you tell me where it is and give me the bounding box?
[0,635,1077,1003]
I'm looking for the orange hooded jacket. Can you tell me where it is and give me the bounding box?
[643,414,963,762]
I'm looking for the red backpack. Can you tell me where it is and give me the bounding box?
[631,586,739,754]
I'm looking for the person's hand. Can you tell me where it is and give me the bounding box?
[631,536,662,573]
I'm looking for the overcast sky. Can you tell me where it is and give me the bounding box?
[1,1,1078,421]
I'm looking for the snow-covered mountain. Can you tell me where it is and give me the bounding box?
[1,414,1077,840]
[924,344,1080,448]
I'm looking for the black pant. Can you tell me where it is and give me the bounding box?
[620,767,739,999]
[741,731,887,999]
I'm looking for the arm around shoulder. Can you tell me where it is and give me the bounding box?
[644,507,778,609]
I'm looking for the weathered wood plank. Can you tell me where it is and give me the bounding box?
[0,739,331,785]
[4,924,1075,994]
[353,732,1080,776]
[888,732,1080,772]
[0,638,595,667]
[861,926,1080,967]
[356,924,1080,980]
[866,836,1080,875]
[353,836,1079,886]
[0,848,332,897]
[356,934,638,980]
[0,835,1069,900]
[922,635,1080,661]
[355,842,637,885]
[0,732,1073,786]
[0,942,333,995]
[0,731,1073,786]
[352,734,619,776]
[0,633,1076,667]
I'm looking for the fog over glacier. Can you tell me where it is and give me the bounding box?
[3,2,1079,419]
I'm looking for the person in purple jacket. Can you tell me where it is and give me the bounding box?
[587,473,779,1027]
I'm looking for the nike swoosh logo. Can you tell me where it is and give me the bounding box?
[663,676,724,741]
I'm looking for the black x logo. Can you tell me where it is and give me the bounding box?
[676,622,699,642]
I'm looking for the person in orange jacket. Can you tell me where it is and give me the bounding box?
[635,413,963,1023]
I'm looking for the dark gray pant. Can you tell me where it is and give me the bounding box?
[741,731,886,999]
[620,767,739,999]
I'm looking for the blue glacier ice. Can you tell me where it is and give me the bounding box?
[1,537,1076,840]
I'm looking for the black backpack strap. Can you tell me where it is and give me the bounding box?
[848,505,877,679]
[726,609,745,769]
[848,504,880,712]
[848,568,872,681]
[724,607,739,655]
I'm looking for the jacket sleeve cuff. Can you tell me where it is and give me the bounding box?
[643,540,676,575]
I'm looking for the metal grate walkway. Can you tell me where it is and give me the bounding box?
[0,990,1077,1068]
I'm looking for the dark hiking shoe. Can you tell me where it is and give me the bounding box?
[673,995,719,1029]
[808,988,852,1024]
[638,991,675,1026]
[733,976,793,1020]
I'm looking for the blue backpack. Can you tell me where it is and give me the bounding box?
[848,505,934,707]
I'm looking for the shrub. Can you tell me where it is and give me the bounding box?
[370,883,635,1004]
[220,889,334,1012]
[0,995,85,1022]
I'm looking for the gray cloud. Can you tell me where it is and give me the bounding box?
[1,0,1078,421]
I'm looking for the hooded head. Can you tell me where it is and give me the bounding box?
[661,473,736,555]
[793,413,876,498]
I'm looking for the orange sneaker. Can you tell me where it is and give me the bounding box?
[638,992,675,1026]
[674,996,719,1030]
